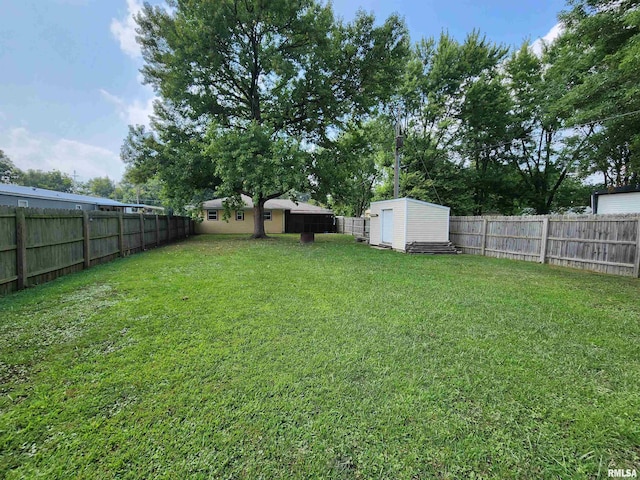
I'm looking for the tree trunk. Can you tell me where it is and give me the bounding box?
[252,198,268,238]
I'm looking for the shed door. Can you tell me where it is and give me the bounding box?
[381,208,393,244]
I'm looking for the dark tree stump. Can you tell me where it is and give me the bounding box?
[300,232,315,244]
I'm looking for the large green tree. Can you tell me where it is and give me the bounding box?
[121,113,217,211]
[83,176,116,199]
[313,117,394,217]
[504,44,593,214]
[354,29,604,216]
[0,152,78,193]
[549,0,640,187]
[391,32,515,215]
[129,0,408,237]
[456,63,520,214]
[113,175,167,208]
[14,169,75,193]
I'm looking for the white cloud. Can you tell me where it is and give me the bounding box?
[531,23,564,57]
[110,0,144,59]
[100,88,155,127]
[99,88,125,108]
[0,128,125,181]
[126,97,156,126]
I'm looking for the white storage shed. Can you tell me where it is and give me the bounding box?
[369,197,451,252]
[592,186,640,214]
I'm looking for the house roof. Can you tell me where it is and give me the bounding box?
[203,194,333,214]
[0,184,131,207]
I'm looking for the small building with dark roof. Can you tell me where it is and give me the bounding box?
[592,185,640,214]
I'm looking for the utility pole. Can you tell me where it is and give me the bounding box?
[394,118,403,199]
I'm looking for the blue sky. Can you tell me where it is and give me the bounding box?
[0,0,566,183]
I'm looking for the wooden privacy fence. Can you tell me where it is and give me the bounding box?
[336,216,369,238]
[0,206,195,295]
[450,214,640,277]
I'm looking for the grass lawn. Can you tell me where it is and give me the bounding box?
[1,234,639,479]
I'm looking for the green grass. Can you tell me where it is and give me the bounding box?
[1,234,639,479]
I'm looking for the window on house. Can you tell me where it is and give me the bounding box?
[207,210,218,221]
[263,210,272,221]
[75,205,83,210]
[18,200,28,207]
[236,210,244,221]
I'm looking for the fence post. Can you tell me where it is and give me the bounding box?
[540,217,549,264]
[480,218,488,256]
[118,211,125,257]
[634,217,640,278]
[155,215,160,247]
[83,211,91,269]
[15,208,27,290]
[139,213,146,251]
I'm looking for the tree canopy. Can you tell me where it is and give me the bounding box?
[550,0,640,187]
[126,0,409,236]
[83,176,116,199]
[120,0,639,221]
[13,169,75,193]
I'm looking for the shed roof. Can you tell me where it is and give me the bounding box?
[371,197,450,211]
[203,194,333,214]
[0,184,131,207]
[593,185,640,196]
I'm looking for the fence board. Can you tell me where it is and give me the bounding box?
[0,206,194,295]
[0,209,18,294]
[144,216,156,247]
[336,216,368,238]
[451,214,640,277]
[16,209,27,290]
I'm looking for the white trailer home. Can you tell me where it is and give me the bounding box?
[369,197,456,253]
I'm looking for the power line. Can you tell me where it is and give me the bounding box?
[419,157,443,205]
[409,109,640,203]
[474,108,640,154]
[577,108,640,127]
[333,108,640,206]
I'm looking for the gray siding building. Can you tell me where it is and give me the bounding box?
[0,184,130,211]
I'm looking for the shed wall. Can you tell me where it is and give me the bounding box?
[405,202,450,243]
[598,192,640,214]
[391,202,406,250]
[369,199,406,250]
[369,203,381,246]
